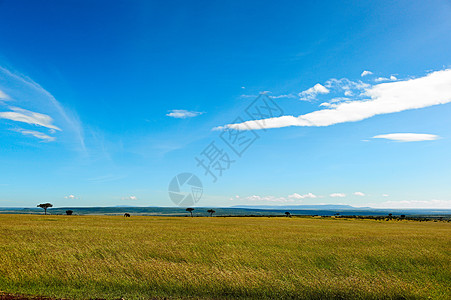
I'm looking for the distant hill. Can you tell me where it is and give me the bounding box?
[232,204,372,210]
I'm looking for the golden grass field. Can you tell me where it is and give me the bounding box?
[0,214,450,299]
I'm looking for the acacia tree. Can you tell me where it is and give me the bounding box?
[207,209,216,217]
[285,211,291,218]
[186,208,194,217]
[66,210,73,215]
[37,203,53,215]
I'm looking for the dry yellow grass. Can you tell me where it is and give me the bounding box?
[0,214,450,299]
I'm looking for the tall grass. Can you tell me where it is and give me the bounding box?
[0,215,449,299]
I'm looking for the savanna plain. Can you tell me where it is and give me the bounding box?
[0,215,450,299]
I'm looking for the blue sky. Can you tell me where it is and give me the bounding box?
[1,0,451,208]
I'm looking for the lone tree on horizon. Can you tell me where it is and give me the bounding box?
[37,203,53,215]
[207,209,216,217]
[186,207,194,217]
[66,210,73,215]
[285,211,291,218]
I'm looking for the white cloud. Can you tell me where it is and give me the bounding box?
[298,83,329,101]
[271,94,297,99]
[288,192,317,199]
[354,192,365,196]
[382,194,389,197]
[217,69,451,131]
[240,94,258,98]
[64,195,76,199]
[0,89,10,100]
[166,109,204,119]
[324,78,370,94]
[375,76,397,82]
[16,129,55,142]
[373,133,440,142]
[0,106,61,131]
[375,199,451,209]
[0,66,85,151]
[330,193,346,198]
[129,196,137,200]
[361,70,373,77]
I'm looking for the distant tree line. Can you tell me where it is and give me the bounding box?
[34,203,449,221]
[331,214,450,222]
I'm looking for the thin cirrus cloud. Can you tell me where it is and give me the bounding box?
[0,66,85,148]
[0,106,61,131]
[0,89,10,100]
[245,195,294,203]
[374,199,451,209]
[216,69,451,131]
[234,193,317,203]
[15,129,56,142]
[166,109,204,119]
[372,133,440,142]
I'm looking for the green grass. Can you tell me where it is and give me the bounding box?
[0,215,450,299]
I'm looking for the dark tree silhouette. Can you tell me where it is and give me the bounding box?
[37,203,53,215]
[186,208,194,217]
[124,213,130,217]
[66,210,73,215]
[207,209,216,217]
[400,215,406,219]
[285,212,291,218]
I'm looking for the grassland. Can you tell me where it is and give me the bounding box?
[0,215,450,299]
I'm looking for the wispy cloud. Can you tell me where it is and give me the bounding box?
[372,133,440,142]
[218,69,451,131]
[375,199,451,209]
[15,129,56,142]
[361,70,373,77]
[298,83,329,101]
[353,192,365,196]
[330,193,346,198]
[0,106,61,131]
[270,94,297,99]
[375,75,397,82]
[0,89,10,100]
[166,109,204,119]
[234,193,319,203]
[0,66,85,150]
[242,195,293,203]
[288,192,317,199]
[64,195,77,199]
